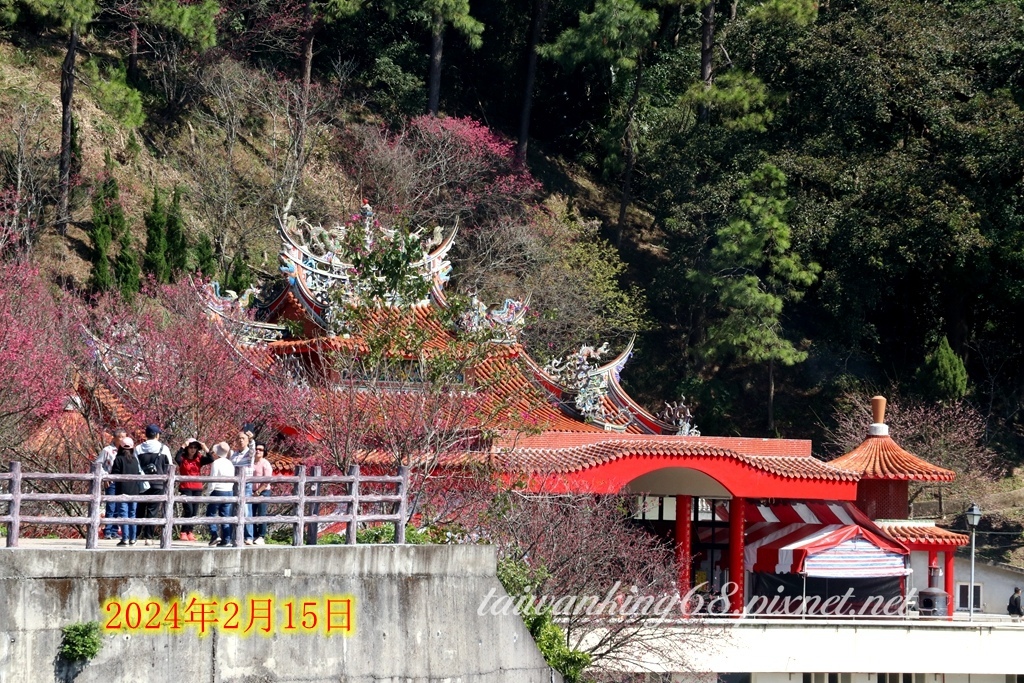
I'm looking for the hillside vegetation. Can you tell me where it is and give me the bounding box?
[2,0,1024,501]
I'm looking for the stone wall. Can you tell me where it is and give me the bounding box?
[0,545,558,683]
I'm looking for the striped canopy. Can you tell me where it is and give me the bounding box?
[743,502,909,577]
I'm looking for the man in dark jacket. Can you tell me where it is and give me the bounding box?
[110,439,142,546]
[1009,587,1022,621]
[135,424,171,544]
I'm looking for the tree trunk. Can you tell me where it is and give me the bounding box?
[698,0,716,123]
[767,357,775,433]
[128,23,140,85]
[615,57,645,247]
[57,29,78,235]
[285,24,315,205]
[516,0,549,162]
[428,12,444,116]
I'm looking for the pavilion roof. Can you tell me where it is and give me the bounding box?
[828,396,956,483]
[874,521,969,548]
[829,435,956,482]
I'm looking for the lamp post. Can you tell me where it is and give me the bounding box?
[966,503,982,622]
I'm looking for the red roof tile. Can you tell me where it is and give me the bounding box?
[488,432,856,481]
[875,522,969,547]
[829,435,955,482]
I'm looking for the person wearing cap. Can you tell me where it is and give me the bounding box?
[135,424,171,545]
[110,437,142,546]
[207,442,236,546]
[96,428,127,540]
[1008,587,1022,621]
[174,439,208,541]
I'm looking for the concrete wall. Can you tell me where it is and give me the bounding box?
[951,556,1024,615]
[621,620,1024,677]
[0,545,558,683]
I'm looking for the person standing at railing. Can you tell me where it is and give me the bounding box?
[251,442,273,545]
[231,430,257,546]
[208,442,236,546]
[174,439,207,541]
[135,425,171,546]
[1008,587,1022,622]
[110,438,142,546]
[96,428,128,540]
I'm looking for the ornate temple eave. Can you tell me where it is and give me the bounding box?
[591,335,635,379]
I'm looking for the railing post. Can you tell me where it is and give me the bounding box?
[305,466,321,546]
[346,464,360,545]
[87,461,104,549]
[292,466,306,546]
[161,464,176,549]
[235,465,248,547]
[396,466,409,545]
[7,461,21,548]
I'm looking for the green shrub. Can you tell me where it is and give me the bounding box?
[83,60,145,129]
[496,558,590,683]
[916,336,968,403]
[59,622,102,662]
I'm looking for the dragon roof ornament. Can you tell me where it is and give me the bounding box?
[275,201,456,312]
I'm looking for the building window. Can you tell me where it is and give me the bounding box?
[956,582,982,611]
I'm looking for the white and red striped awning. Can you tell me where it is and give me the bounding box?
[744,502,909,577]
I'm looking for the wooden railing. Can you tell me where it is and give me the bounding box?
[0,461,409,549]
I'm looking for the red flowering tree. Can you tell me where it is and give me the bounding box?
[0,264,75,462]
[78,278,292,447]
[462,489,701,677]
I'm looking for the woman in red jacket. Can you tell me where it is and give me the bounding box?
[174,440,207,541]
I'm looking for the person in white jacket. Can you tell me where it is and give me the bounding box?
[208,442,236,546]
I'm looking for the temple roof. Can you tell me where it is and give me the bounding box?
[875,520,969,548]
[829,397,955,483]
[829,435,956,482]
[488,432,856,481]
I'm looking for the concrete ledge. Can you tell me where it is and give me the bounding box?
[0,545,556,683]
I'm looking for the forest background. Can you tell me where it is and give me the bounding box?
[2,0,1024,544]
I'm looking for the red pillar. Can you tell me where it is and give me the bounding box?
[729,497,746,615]
[674,496,692,598]
[944,550,955,619]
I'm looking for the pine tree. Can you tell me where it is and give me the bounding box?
[142,186,169,284]
[193,232,217,277]
[917,337,969,403]
[113,230,141,298]
[27,0,99,231]
[693,163,820,431]
[165,186,188,277]
[97,152,127,241]
[223,251,252,293]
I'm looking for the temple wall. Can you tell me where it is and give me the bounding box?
[857,480,909,520]
[0,545,557,683]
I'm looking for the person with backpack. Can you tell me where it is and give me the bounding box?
[135,424,171,545]
[1009,587,1022,621]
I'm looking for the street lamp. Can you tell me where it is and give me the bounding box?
[966,503,982,622]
